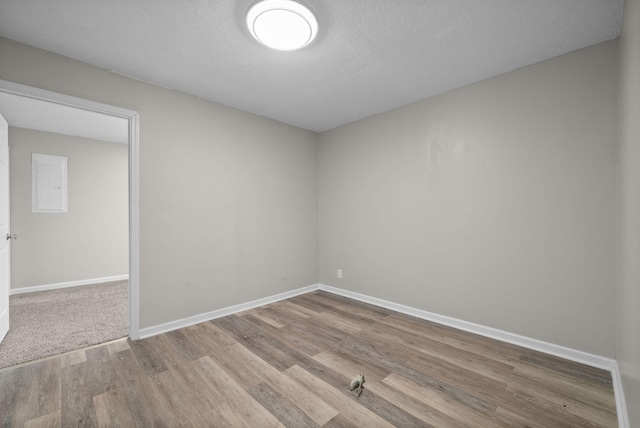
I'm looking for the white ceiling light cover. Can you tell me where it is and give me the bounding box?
[247,0,318,51]
[0,0,625,131]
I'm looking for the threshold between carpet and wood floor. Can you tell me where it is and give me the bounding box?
[0,280,128,369]
[0,290,617,427]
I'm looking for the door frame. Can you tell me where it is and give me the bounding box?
[0,79,141,339]
[0,113,9,345]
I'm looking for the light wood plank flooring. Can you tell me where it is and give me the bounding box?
[0,290,617,427]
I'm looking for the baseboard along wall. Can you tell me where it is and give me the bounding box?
[138,284,318,339]
[133,282,628,428]
[9,275,129,295]
[316,284,628,428]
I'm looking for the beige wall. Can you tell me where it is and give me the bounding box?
[0,37,318,329]
[318,41,619,357]
[8,128,128,288]
[618,0,640,424]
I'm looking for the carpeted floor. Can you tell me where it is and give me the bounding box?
[0,280,128,369]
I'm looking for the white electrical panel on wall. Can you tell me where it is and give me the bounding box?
[32,153,68,213]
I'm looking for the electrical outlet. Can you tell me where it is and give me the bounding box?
[337,268,343,279]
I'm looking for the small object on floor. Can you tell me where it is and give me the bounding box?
[349,374,365,397]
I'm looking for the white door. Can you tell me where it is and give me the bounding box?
[0,113,8,345]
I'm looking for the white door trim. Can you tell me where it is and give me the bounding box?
[0,79,141,339]
[0,114,9,345]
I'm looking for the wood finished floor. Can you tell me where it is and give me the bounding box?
[0,290,617,427]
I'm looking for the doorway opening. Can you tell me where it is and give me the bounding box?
[0,79,139,368]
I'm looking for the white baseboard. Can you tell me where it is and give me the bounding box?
[10,275,130,295]
[317,284,627,428]
[134,282,628,427]
[138,284,320,339]
[318,284,615,370]
[611,361,630,428]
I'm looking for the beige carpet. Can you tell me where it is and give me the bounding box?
[0,280,128,369]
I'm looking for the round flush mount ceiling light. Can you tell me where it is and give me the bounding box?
[247,0,318,51]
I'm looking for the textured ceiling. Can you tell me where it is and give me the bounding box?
[0,0,624,132]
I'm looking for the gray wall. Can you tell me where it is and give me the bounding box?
[0,37,318,329]
[0,34,625,367]
[618,0,640,424]
[9,128,128,289]
[318,41,619,357]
